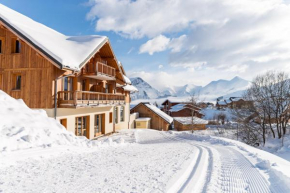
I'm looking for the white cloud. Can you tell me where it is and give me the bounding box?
[139,34,187,55]
[158,65,163,69]
[139,35,170,55]
[88,0,290,84]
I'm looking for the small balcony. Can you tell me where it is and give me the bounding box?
[58,91,125,108]
[83,60,116,81]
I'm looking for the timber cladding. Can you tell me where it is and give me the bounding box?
[173,120,206,131]
[0,25,57,109]
[130,103,171,131]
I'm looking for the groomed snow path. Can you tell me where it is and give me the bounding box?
[0,130,288,193]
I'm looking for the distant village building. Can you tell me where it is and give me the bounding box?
[161,99,203,118]
[174,117,208,131]
[130,102,173,131]
[216,97,253,109]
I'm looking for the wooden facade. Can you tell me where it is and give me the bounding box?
[169,107,203,118]
[173,120,206,131]
[130,103,172,131]
[0,8,133,140]
[0,23,129,110]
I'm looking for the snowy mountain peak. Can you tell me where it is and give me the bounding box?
[130,77,168,100]
[129,76,251,100]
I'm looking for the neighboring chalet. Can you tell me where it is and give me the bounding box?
[216,97,252,109]
[0,4,137,139]
[161,99,203,118]
[130,103,173,131]
[174,117,208,131]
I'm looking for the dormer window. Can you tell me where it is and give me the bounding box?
[11,38,21,53]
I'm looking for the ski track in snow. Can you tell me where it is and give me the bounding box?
[162,133,276,193]
[0,130,288,193]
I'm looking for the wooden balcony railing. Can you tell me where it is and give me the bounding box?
[58,91,125,108]
[83,60,116,78]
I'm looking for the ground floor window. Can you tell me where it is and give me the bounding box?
[60,118,67,129]
[75,116,89,137]
[109,112,113,123]
[94,114,104,136]
[120,106,125,122]
[114,107,118,123]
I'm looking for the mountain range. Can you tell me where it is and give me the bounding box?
[130,76,251,101]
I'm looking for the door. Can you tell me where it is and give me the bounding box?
[94,114,105,137]
[75,116,90,138]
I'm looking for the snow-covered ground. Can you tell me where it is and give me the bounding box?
[1,129,290,193]
[1,90,290,192]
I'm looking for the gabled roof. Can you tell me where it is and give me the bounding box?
[131,103,173,124]
[174,117,208,125]
[0,4,110,71]
[161,98,188,105]
[169,104,187,112]
[217,100,227,105]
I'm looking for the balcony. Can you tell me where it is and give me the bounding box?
[57,91,125,108]
[83,60,116,81]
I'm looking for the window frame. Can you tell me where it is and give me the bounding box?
[75,116,90,138]
[12,73,22,90]
[114,107,118,124]
[11,38,21,54]
[120,106,125,122]
[109,112,113,123]
[0,37,4,54]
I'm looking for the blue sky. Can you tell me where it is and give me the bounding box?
[1,0,290,90]
[0,0,166,75]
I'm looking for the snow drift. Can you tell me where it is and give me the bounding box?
[0,90,95,152]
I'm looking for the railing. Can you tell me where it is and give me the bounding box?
[83,60,116,78]
[97,62,115,77]
[58,91,125,107]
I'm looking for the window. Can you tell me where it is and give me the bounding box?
[94,114,104,136]
[105,84,108,93]
[60,119,67,129]
[75,116,89,138]
[63,77,72,100]
[11,38,21,53]
[114,107,118,124]
[13,74,21,90]
[120,106,125,122]
[109,112,113,123]
[0,39,2,54]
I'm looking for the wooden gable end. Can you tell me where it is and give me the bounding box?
[0,23,65,109]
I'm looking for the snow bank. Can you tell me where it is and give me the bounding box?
[0,90,96,152]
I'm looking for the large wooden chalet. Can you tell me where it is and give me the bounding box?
[0,4,137,139]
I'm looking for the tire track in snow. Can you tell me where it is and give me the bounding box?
[160,133,212,193]
[163,133,276,193]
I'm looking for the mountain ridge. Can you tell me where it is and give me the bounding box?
[130,76,250,101]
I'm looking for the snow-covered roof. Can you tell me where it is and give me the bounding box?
[225,99,232,104]
[161,98,188,105]
[135,118,151,121]
[0,4,108,70]
[123,85,138,92]
[144,103,174,124]
[169,104,187,112]
[174,117,208,125]
[231,97,243,102]
[217,100,227,105]
[123,75,132,84]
